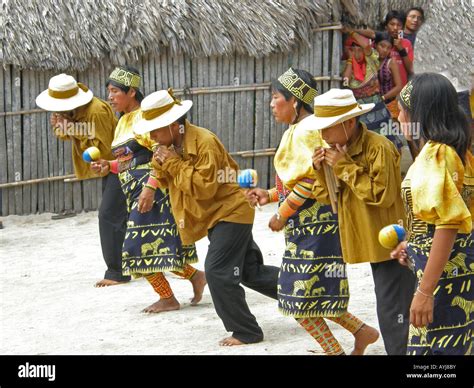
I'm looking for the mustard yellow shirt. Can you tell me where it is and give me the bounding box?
[112,109,154,151]
[402,141,473,237]
[273,116,327,191]
[151,121,255,245]
[313,123,406,264]
[53,97,117,179]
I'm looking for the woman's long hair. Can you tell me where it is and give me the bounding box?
[403,73,471,164]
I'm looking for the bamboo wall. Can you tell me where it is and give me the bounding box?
[0,28,341,216]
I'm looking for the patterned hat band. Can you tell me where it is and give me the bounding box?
[399,80,413,109]
[277,68,318,106]
[108,67,141,89]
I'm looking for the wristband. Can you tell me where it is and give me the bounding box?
[268,188,279,203]
[109,160,119,174]
[146,175,160,190]
[278,200,296,219]
[144,184,157,191]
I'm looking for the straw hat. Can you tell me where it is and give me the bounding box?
[134,89,193,135]
[36,74,93,112]
[299,88,374,132]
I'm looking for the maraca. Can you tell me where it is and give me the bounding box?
[82,146,101,163]
[238,169,258,188]
[378,224,406,249]
[238,169,260,209]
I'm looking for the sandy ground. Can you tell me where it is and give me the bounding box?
[0,202,387,355]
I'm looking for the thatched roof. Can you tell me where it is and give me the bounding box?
[1,0,470,81]
[0,0,334,70]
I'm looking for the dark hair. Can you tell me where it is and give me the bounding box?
[406,7,425,22]
[404,73,471,164]
[176,114,187,126]
[375,31,394,45]
[384,10,406,28]
[105,65,144,103]
[271,68,318,124]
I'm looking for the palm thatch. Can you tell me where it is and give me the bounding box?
[1,0,335,70]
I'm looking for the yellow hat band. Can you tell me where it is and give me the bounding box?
[142,89,183,121]
[314,102,359,118]
[48,86,78,99]
[47,82,89,100]
[142,101,176,121]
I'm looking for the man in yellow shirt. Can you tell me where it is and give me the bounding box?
[134,89,279,346]
[306,88,416,355]
[36,74,129,287]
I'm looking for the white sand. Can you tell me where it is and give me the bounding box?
[0,203,385,355]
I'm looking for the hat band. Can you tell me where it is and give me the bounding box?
[142,101,176,121]
[315,102,359,118]
[47,82,89,99]
[48,86,79,99]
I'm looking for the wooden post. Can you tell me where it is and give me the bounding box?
[22,69,32,214]
[0,68,7,215]
[322,30,330,93]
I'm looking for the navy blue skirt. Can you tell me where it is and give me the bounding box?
[118,165,198,277]
[278,199,349,318]
[407,228,474,355]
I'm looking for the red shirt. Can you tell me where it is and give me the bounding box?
[391,38,414,86]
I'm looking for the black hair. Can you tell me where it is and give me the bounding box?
[176,114,187,126]
[105,65,144,103]
[271,68,318,124]
[375,31,394,45]
[402,73,471,164]
[384,10,406,28]
[406,7,425,22]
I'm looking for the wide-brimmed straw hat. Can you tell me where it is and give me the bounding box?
[36,73,93,112]
[134,89,193,135]
[299,88,374,132]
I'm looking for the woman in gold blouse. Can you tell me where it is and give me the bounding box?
[393,73,474,355]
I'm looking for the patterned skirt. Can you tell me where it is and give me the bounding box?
[407,228,474,355]
[278,199,349,318]
[118,165,198,277]
[357,94,404,151]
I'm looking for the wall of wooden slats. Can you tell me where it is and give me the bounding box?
[0,30,341,216]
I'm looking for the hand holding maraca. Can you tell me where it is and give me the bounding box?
[90,159,110,174]
[83,146,109,174]
[391,241,409,267]
[238,169,261,210]
[245,188,270,207]
[379,224,412,269]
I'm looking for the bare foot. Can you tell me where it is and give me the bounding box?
[219,336,245,346]
[142,296,180,313]
[94,279,129,288]
[351,324,380,355]
[190,270,207,305]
